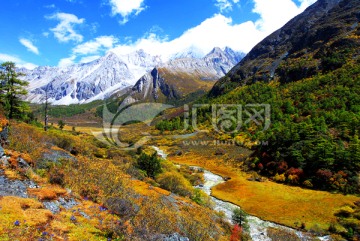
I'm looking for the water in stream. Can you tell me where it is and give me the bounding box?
[152,146,330,241]
[195,169,317,241]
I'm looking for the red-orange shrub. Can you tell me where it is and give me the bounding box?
[230,224,242,241]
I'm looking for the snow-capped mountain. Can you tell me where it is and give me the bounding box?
[22,51,162,105]
[164,47,245,79]
[123,47,245,104]
[22,47,243,105]
[171,46,206,59]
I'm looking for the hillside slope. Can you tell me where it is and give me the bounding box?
[0,118,230,240]
[22,52,136,105]
[210,0,360,96]
[199,0,360,193]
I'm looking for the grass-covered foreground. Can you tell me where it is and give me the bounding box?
[0,116,232,241]
[158,137,360,238]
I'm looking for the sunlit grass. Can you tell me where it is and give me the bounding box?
[167,150,360,231]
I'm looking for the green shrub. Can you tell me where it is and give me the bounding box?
[191,188,213,208]
[137,152,162,178]
[232,208,249,231]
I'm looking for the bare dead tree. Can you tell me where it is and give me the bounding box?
[44,85,49,131]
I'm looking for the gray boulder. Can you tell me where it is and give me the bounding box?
[43,201,61,214]
[162,233,189,241]
[0,145,4,157]
[17,157,30,169]
[0,156,9,166]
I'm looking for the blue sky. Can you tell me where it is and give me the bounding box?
[0,0,316,69]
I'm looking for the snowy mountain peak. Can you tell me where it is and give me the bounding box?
[223,47,245,64]
[224,46,235,53]
[104,51,119,60]
[171,46,205,59]
[22,47,244,105]
[125,46,245,104]
[208,47,223,55]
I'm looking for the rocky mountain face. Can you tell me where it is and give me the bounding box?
[124,47,244,104]
[22,51,162,105]
[210,0,360,96]
[22,47,243,105]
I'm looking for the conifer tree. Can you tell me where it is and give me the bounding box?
[0,62,29,119]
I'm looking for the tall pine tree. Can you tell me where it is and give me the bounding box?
[0,62,29,119]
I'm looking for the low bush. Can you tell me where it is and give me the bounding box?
[156,171,193,197]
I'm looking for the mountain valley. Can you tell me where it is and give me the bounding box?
[1,0,360,240]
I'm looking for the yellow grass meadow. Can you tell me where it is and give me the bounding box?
[167,149,360,231]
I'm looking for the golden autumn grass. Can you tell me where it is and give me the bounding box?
[0,196,52,227]
[165,147,360,231]
[1,121,232,240]
[0,109,8,132]
[27,185,68,201]
[0,195,120,240]
[17,118,357,235]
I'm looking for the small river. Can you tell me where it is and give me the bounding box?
[152,146,330,241]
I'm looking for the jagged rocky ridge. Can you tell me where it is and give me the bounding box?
[22,47,243,105]
[124,47,245,104]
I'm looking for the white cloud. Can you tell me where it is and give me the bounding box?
[252,0,300,32]
[215,0,240,12]
[0,53,37,69]
[46,12,85,43]
[44,4,56,9]
[299,0,317,10]
[80,55,101,63]
[111,14,261,60]
[58,55,76,67]
[57,36,117,67]
[73,36,118,55]
[109,0,146,24]
[19,38,40,55]
[111,0,316,60]
[56,0,316,67]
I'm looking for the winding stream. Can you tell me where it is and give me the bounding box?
[152,146,330,241]
[195,169,317,241]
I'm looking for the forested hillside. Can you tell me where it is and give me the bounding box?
[205,60,360,193]
[200,0,360,194]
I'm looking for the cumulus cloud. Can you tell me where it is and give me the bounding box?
[108,0,146,24]
[111,14,260,60]
[252,0,313,32]
[73,36,118,55]
[56,0,317,67]
[19,38,40,55]
[58,36,118,66]
[215,0,240,12]
[0,53,37,69]
[79,55,102,63]
[58,55,76,67]
[111,0,316,60]
[46,12,85,43]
